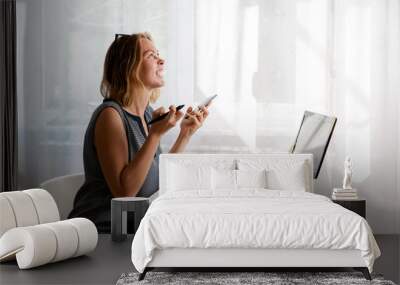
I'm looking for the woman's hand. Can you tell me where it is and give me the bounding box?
[179,105,209,138]
[149,105,183,138]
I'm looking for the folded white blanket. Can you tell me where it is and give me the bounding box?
[131,190,380,273]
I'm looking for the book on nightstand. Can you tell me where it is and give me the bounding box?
[331,188,358,200]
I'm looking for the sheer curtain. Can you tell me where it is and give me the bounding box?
[17,0,399,233]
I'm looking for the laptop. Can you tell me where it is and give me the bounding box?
[290,111,337,179]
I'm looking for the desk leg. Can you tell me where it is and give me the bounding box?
[111,202,126,242]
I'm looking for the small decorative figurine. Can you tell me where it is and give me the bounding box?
[342,156,353,190]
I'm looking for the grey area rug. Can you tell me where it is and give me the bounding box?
[116,272,396,285]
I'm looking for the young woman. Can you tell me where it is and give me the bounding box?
[68,32,209,232]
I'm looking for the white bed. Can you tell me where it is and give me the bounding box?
[131,154,380,280]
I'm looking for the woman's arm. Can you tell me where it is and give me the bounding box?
[95,106,181,197]
[169,132,190,153]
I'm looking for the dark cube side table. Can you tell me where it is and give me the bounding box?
[332,199,366,219]
[111,197,149,242]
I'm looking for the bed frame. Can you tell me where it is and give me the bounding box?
[139,154,372,281]
[139,248,371,280]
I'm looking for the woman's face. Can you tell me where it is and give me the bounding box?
[139,38,165,89]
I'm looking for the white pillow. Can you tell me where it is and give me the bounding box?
[212,168,236,190]
[236,169,267,189]
[168,162,212,191]
[266,161,307,191]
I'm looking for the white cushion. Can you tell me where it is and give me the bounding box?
[23,189,60,223]
[0,218,97,269]
[167,162,212,191]
[0,191,39,227]
[0,190,60,237]
[211,169,268,190]
[212,168,236,190]
[42,221,79,262]
[0,226,57,268]
[0,196,17,237]
[236,169,268,189]
[160,154,313,194]
[238,159,311,192]
[266,161,308,191]
[67,218,98,257]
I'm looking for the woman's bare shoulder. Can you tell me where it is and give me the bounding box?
[95,106,125,139]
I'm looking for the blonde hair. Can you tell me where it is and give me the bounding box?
[100,32,160,106]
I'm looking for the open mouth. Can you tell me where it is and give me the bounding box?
[156,70,164,78]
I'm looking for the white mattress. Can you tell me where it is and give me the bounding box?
[131,190,380,273]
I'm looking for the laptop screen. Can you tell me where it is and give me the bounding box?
[291,111,337,179]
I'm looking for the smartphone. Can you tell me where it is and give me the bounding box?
[196,94,217,110]
[183,94,217,119]
[148,104,185,125]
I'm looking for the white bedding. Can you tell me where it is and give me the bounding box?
[131,190,380,273]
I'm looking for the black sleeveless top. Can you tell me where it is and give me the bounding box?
[68,100,161,233]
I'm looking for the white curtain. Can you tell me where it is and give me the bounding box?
[17,0,399,233]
